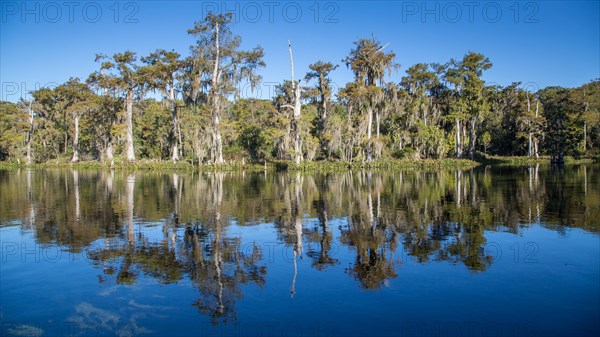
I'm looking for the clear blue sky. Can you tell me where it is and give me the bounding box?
[1,0,599,102]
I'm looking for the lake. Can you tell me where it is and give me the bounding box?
[0,165,598,337]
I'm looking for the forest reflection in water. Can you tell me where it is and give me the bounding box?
[0,165,598,335]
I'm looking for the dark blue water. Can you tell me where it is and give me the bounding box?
[0,166,598,337]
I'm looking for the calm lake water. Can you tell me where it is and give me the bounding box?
[0,166,598,337]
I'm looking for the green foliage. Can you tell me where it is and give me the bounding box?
[135,100,171,159]
[239,126,266,162]
[0,101,27,161]
[538,87,583,162]
[481,131,491,154]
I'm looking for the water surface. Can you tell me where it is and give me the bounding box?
[1,166,599,337]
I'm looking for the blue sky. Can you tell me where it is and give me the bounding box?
[1,0,599,102]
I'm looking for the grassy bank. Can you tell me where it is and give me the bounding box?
[0,158,478,172]
[278,158,479,172]
[475,154,596,166]
[0,155,595,172]
[0,159,267,172]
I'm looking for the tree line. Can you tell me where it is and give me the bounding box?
[1,13,598,165]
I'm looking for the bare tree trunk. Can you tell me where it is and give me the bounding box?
[292,82,303,165]
[106,136,114,162]
[320,77,327,123]
[210,22,224,164]
[125,90,135,161]
[213,112,224,164]
[169,84,180,161]
[177,120,183,159]
[467,118,477,159]
[583,122,587,152]
[170,89,180,161]
[528,132,533,158]
[462,123,467,155]
[26,100,34,165]
[365,106,374,162]
[171,111,180,161]
[534,101,540,158]
[376,111,380,138]
[71,113,80,162]
[367,106,373,140]
[526,94,533,157]
[319,78,328,156]
[288,41,303,165]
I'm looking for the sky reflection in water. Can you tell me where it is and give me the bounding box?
[0,166,598,337]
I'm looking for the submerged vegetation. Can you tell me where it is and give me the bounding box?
[1,13,598,168]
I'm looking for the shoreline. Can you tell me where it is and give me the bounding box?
[0,156,595,172]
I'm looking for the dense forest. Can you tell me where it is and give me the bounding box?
[1,13,598,165]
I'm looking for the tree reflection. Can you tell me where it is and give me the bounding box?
[339,172,397,289]
[306,189,339,271]
[86,172,267,325]
[1,164,598,323]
